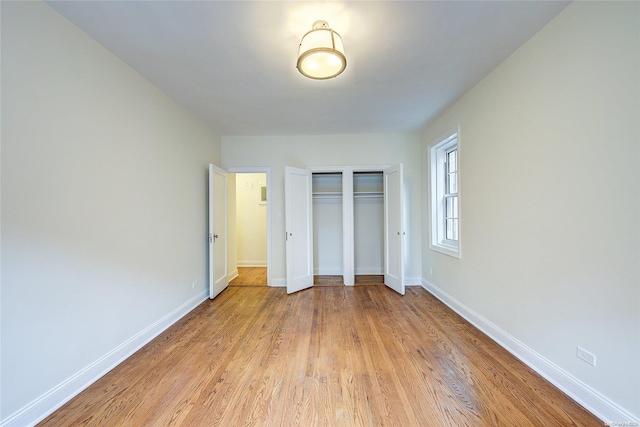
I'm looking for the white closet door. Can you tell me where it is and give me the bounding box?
[209,164,228,299]
[384,164,405,295]
[285,166,314,294]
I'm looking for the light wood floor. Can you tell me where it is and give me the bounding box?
[39,287,600,426]
[230,268,384,287]
[229,267,267,286]
[315,275,385,286]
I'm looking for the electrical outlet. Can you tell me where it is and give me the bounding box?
[577,347,596,367]
[191,281,197,289]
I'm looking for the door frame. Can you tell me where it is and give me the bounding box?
[309,165,391,287]
[226,167,272,287]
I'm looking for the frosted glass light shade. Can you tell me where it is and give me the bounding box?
[297,20,346,80]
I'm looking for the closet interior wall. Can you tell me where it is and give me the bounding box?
[353,172,384,276]
[311,170,385,285]
[312,173,344,278]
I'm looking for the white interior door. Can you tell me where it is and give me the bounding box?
[384,164,405,295]
[209,164,228,299]
[285,166,314,294]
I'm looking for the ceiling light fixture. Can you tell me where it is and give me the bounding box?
[297,20,346,80]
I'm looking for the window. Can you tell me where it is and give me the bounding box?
[444,147,458,241]
[429,128,461,258]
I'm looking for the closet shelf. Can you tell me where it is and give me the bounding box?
[313,191,342,200]
[312,191,383,200]
[354,191,383,199]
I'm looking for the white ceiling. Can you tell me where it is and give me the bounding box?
[46,1,570,136]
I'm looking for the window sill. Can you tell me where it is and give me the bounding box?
[430,242,461,259]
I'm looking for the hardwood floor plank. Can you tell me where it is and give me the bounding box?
[313,275,343,286]
[314,275,384,286]
[354,275,384,285]
[230,267,267,286]
[39,287,601,427]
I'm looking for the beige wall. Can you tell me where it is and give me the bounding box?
[1,2,221,423]
[3,0,637,424]
[235,173,267,267]
[421,1,639,420]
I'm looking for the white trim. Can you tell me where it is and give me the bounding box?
[342,170,355,285]
[237,261,267,267]
[225,167,272,287]
[0,292,209,427]
[308,165,348,173]
[307,165,391,173]
[314,268,344,275]
[354,268,384,275]
[227,268,239,283]
[351,165,391,172]
[428,127,462,259]
[420,279,639,425]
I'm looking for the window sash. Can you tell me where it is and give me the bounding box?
[444,195,458,241]
[445,218,458,241]
[429,127,461,258]
[444,147,458,242]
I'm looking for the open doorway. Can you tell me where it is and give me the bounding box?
[228,172,268,286]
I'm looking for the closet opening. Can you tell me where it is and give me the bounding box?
[312,172,344,286]
[353,171,384,285]
[285,164,403,294]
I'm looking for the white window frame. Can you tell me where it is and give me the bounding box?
[429,127,461,258]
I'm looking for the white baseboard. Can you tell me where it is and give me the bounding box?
[354,268,383,275]
[421,279,639,425]
[227,268,239,283]
[237,261,266,267]
[1,291,209,427]
[314,268,343,275]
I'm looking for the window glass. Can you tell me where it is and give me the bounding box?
[429,129,461,258]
